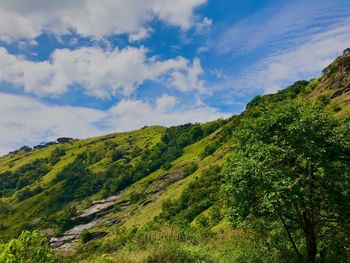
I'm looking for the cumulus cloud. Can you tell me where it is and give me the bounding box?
[0,0,206,41]
[0,93,230,156]
[156,94,178,112]
[170,58,206,93]
[0,46,206,97]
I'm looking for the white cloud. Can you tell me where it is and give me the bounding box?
[195,17,212,33]
[156,94,178,112]
[0,0,206,41]
[128,28,153,42]
[0,46,206,97]
[216,0,350,54]
[0,92,230,156]
[104,97,230,132]
[237,19,350,94]
[0,93,105,155]
[170,58,207,93]
[151,0,206,30]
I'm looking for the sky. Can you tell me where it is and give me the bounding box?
[0,0,350,155]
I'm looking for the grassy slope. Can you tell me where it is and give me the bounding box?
[0,126,166,240]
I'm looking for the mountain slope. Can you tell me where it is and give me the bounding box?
[1,51,349,262]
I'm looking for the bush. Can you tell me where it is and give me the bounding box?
[50,148,66,164]
[81,230,93,244]
[0,230,53,262]
[183,163,199,176]
[17,187,43,201]
[200,142,219,158]
[111,150,124,162]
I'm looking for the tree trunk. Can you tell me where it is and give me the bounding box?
[278,212,303,260]
[303,212,317,262]
[303,162,317,262]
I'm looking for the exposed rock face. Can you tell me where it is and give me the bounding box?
[50,195,121,251]
[309,53,350,114]
[318,54,350,95]
[74,195,119,221]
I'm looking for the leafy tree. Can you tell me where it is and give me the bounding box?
[223,101,350,262]
[0,230,53,262]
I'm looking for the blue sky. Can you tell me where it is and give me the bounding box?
[0,0,350,155]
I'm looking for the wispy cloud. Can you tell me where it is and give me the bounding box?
[211,0,350,96]
[233,18,350,94]
[216,0,350,54]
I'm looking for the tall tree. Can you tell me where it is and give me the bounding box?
[223,101,350,262]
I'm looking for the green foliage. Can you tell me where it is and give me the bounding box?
[246,81,309,110]
[54,206,77,231]
[102,123,222,197]
[200,142,220,158]
[246,95,263,109]
[159,165,223,224]
[0,159,51,197]
[50,147,66,164]
[0,230,53,263]
[81,229,93,244]
[53,153,104,205]
[111,149,124,162]
[317,94,330,105]
[145,241,214,263]
[183,162,199,176]
[223,100,350,262]
[301,78,319,95]
[130,191,145,204]
[17,186,43,201]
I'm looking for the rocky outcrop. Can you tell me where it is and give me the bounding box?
[50,195,121,250]
[316,53,350,96]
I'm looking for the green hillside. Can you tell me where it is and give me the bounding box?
[1,52,349,262]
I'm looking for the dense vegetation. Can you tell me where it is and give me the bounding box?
[0,148,66,197]
[0,53,349,262]
[224,100,350,262]
[0,230,53,262]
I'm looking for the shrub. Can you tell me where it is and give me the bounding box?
[0,230,53,262]
[50,148,66,164]
[81,230,93,244]
[183,163,199,176]
[200,142,219,158]
[111,150,124,162]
